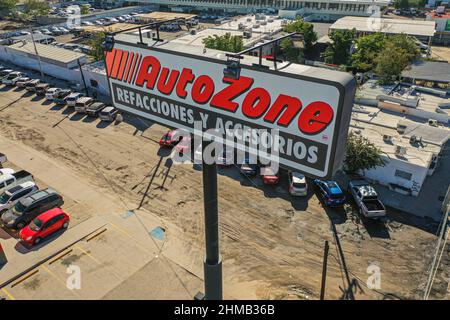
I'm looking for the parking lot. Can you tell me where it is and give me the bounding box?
[0,64,446,300]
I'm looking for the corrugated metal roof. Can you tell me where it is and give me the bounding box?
[7,41,86,67]
[330,16,436,37]
[401,61,450,83]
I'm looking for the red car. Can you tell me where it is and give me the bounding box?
[159,129,181,147]
[19,208,70,246]
[260,166,279,185]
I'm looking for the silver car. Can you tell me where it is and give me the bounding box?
[0,181,38,214]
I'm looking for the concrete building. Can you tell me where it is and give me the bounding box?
[329,16,436,43]
[426,10,450,44]
[134,0,390,20]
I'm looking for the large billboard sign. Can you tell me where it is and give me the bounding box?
[105,41,356,179]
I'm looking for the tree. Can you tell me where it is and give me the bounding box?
[344,132,386,173]
[323,29,356,65]
[202,33,244,53]
[351,33,385,72]
[0,0,18,15]
[80,4,90,15]
[374,35,419,84]
[23,0,49,18]
[394,0,410,9]
[88,31,107,62]
[283,18,317,55]
[279,37,302,62]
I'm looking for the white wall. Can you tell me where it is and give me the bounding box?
[363,155,430,196]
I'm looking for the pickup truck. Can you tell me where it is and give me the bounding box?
[348,179,386,219]
[0,170,34,195]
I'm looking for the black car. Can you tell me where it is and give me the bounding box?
[1,188,64,230]
[35,83,50,96]
[85,102,106,117]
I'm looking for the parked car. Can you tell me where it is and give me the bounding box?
[0,168,15,175]
[0,181,39,214]
[41,29,52,35]
[217,148,234,166]
[35,83,50,96]
[15,77,31,88]
[53,89,72,105]
[75,97,94,113]
[1,188,64,230]
[45,87,62,100]
[0,170,34,196]
[66,92,84,107]
[174,135,192,155]
[260,166,279,185]
[85,101,106,117]
[313,179,346,207]
[240,157,258,176]
[25,79,41,92]
[19,208,69,245]
[288,171,307,196]
[159,129,182,147]
[2,71,23,85]
[348,179,386,219]
[99,106,118,121]
[0,69,14,78]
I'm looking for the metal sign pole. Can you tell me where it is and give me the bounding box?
[202,138,222,300]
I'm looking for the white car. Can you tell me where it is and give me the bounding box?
[66,92,84,107]
[217,148,234,166]
[0,181,38,213]
[0,168,15,176]
[45,87,62,100]
[288,171,308,196]
[2,71,23,85]
[15,77,31,88]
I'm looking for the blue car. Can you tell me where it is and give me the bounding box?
[239,157,258,176]
[313,179,346,207]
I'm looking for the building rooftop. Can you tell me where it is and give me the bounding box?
[135,11,197,21]
[79,22,137,34]
[7,41,86,67]
[401,60,450,84]
[213,15,284,34]
[350,105,450,168]
[171,28,272,48]
[330,16,436,37]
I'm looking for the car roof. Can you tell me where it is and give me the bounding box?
[20,188,56,206]
[76,97,92,102]
[292,172,306,182]
[67,92,82,98]
[36,208,65,222]
[102,106,115,112]
[323,181,342,194]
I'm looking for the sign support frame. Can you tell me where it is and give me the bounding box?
[202,138,223,300]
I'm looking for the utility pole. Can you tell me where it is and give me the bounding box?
[202,138,222,300]
[77,59,89,96]
[29,28,44,79]
[320,240,329,300]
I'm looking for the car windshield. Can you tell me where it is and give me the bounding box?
[0,192,10,204]
[29,218,43,231]
[12,201,27,216]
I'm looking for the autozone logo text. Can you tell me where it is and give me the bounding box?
[105,48,335,136]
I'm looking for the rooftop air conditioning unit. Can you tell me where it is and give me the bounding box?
[428,119,438,127]
[383,135,393,143]
[397,123,407,134]
[395,145,407,157]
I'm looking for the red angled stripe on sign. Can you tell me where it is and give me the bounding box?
[123,52,134,83]
[132,54,142,84]
[128,53,139,83]
[117,51,129,81]
[104,49,116,77]
[110,49,123,79]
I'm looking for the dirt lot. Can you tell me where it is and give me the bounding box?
[0,79,446,300]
